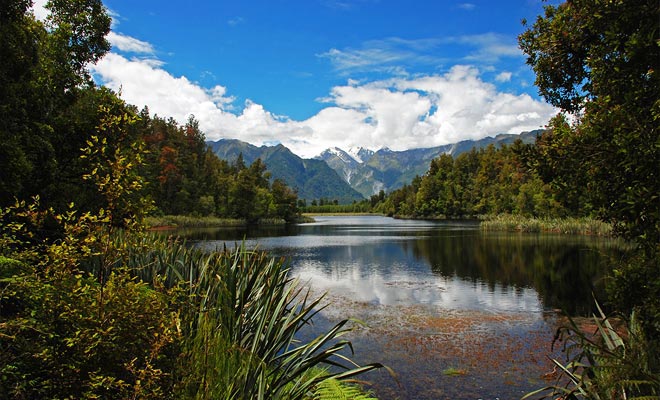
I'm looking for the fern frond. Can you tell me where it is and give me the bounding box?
[313,378,378,400]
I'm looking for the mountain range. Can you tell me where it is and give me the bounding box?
[208,130,542,201]
[207,139,364,203]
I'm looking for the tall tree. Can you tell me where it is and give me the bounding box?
[0,0,112,208]
[519,0,660,248]
[520,0,660,363]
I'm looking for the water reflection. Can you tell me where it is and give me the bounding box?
[185,216,621,315]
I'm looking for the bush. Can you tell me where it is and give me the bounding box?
[0,268,182,399]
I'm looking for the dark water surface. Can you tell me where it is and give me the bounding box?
[182,216,622,399]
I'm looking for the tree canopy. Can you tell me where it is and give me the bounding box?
[0,0,301,224]
[519,0,659,367]
[519,0,660,250]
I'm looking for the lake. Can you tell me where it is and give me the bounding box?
[182,215,621,399]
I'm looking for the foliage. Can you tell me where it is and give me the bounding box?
[523,304,659,399]
[607,252,660,367]
[519,0,660,396]
[519,0,660,250]
[373,142,566,219]
[1,202,383,399]
[0,199,182,399]
[122,240,384,400]
[81,104,153,229]
[138,111,301,222]
[0,0,112,209]
[312,377,378,400]
[302,199,373,214]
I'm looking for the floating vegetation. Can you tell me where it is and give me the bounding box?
[442,367,468,376]
[304,291,564,399]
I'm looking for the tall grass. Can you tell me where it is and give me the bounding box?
[481,214,613,236]
[145,215,247,228]
[108,233,383,399]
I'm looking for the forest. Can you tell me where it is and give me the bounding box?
[0,2,300,225]
[1,0,659,398]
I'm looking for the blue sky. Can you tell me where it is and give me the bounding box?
[35,0,559,158]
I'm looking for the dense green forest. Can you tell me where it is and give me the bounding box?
[371,140,562,219]
[0,0,300,224]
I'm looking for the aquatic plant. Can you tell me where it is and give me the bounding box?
[481,214,612,236]
[524,302,659,399]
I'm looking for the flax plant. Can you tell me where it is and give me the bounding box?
[116,235,383,399]
[524,302,659,399]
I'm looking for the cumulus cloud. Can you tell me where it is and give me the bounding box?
[93,52,555,159]
[495,71,513,82]
[107,32,155,54]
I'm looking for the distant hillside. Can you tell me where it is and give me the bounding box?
[208,130,542,202]
[316,130,542,197]
[207,139,364,202]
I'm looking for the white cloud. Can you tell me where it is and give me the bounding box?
[319,37,450,75]
[495,71,512,82]
[457,3,476,11]
[227,17,245,26]
[320,34,522,75]
[30,0,49,21]
[93,53,555,159]
[454,33,522,63]
[107,32,155,54]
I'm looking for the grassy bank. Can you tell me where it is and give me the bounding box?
[302,212,377,217]
[145,215,316,229]
[481,214,613,236]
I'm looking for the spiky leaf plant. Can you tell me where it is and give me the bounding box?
[524,302,659,399]
[117,236,383,399]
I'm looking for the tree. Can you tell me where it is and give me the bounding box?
[0,0,112,209]
[43,0,111,91]
[271,179,299,222]
[520,0,660,375]
[519,0,660,249]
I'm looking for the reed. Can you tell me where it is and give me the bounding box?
[524,303,659,399]
[145,215,247,228]
[481,214,612,236]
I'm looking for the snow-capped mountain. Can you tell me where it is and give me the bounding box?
[316,130,542,198]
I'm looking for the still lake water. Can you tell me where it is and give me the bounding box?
[182,215,622,399]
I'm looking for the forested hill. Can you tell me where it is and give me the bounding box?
[207,139,364,203]
[317,130,542,198]
[208,130,542,203]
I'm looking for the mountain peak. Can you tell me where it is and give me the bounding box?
[347,146,375,164]
[319,147,359,165]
